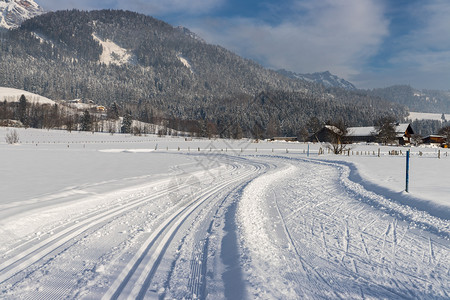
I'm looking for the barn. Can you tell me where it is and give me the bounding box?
[310,123,414,145]
[422,135,445,145]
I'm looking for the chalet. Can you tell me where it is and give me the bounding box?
[347,123,414,145]
[310,123,414,145]
[422,135,445,145]
[394,123,415,145]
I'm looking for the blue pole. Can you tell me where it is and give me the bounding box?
[405,150,410,193]
[307,143,310,157]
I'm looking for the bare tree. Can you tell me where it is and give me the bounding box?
[5,129,20,144]
[326,119,349,154]
[411,134,423,146]
[297,127,309,142]
[308,117,323,142]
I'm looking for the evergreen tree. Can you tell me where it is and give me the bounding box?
[107,102,120,120]
[121,112,132,133]
[374,116,397,145]
[17,94,28,126]
[80,110,92,131]
[439,126,450,145]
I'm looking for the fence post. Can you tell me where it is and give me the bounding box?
[405,150,410,193]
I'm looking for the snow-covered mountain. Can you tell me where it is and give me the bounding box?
[0,0,44,30]
[175,26,206,43]
[278,69,357,90]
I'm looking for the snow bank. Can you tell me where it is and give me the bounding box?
[314,153,450,220]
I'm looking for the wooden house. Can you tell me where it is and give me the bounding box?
[422,135,445,145]
[310,123,414,145]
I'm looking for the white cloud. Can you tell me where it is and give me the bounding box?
[113,0,225,16]
[355,0,450,89]
[38,0,225,16]
[189,0,389,80]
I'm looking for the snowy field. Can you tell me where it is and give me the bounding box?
[408,111,450,121]
[0,127,449,299]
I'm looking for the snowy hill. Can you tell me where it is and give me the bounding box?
[0,86,55,104]
[278,69,357,90]
[0,0,44,30]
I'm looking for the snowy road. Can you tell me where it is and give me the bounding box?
[0,152,449,299]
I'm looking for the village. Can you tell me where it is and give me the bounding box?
[272,122,449,148]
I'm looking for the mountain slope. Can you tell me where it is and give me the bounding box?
[368,85,450,113]
[0,9,408,136]
[0,0,43,30]
[278,69,356,90]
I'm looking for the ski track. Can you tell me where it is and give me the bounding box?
[0,154,269,299]
[1,153,449,299]
[237,156,449,299]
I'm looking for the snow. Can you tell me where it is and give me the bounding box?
[0,87,55,104]
[92,33,135,66]
[177,53,194,73]
[408,111,449,121]
[31,31,54,47]
[0,0,43,30]
[0,127,448,299]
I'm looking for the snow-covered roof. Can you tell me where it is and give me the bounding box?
[395,123,410,134]
[347,123,411,137]
[347,126,376,137]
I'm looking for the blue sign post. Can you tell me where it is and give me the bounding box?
[405,150,410,193]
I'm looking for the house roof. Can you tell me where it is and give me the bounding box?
[347,126,376,137]
[347,123,411,137]
[423,135,444,139]
[396,123,410,133]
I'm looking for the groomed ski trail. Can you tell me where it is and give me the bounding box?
[1,153,448,299]
[237,156,449,299]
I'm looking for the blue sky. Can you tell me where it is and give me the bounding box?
[37,0,450,90]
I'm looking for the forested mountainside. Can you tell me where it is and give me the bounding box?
[277,69,357,90]
[368,85,450,114]
[0,9,408,137]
